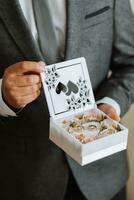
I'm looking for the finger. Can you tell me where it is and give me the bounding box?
[12,91,41,108]
[107,111,120,122]
[105,106,120,121]
[7,74,41,87]
[98,104,120,122]
[98,104,108,113]
[5,61,45,75]
[10,83,41,97]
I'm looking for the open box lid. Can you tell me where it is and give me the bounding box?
[41,57,96,118]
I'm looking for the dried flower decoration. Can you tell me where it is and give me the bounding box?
[62,111,123,144]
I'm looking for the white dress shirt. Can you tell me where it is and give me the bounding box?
[0,0,120,117]
[19,0,66,56]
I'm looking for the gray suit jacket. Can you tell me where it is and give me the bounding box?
[0,0,134,200]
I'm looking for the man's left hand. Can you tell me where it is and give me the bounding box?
[98,104,120,122]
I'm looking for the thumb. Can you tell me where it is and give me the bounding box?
[106,110,120,122]
[98,104,120,122]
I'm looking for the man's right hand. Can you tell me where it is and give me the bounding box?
[2,61,45,109]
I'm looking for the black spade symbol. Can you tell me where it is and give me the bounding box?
[66,81,79,96]
[56,82,67,94]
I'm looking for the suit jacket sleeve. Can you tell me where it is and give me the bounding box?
[95,0,134,116]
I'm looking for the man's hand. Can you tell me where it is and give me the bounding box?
[2,61,45,109]
[98,104,120,122]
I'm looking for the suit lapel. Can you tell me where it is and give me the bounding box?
[0,0,81,62]
[0,0,43,60]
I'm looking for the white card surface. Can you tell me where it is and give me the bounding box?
[41,57,95,118]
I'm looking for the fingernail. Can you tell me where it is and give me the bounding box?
[38,61,46,71]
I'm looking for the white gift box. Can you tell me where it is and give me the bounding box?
[41,57,128,166]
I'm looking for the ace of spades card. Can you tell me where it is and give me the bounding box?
[41,57,128,166]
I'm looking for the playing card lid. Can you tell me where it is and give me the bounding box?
[41,57,96,118]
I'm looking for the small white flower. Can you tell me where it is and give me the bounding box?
[67,95,80,110]
[45,65,60,89]
[79,88,91,107]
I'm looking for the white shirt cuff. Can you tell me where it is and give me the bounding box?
[0,79,17,117]
[96,97,121,116]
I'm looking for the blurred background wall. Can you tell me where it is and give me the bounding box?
[130,0,134,11]
[123,106,134,200]
[125,2,134,200]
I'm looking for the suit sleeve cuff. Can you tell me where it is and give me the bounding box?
[0,79,17,117]
[96,97,121,116]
